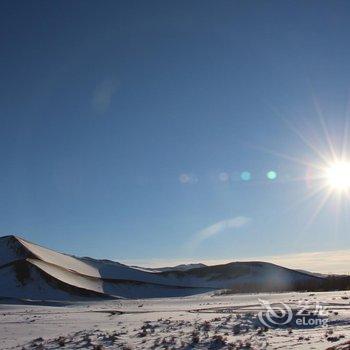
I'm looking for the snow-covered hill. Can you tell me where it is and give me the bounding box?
[0,235,323,301]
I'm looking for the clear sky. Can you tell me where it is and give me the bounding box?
[1,1,350,272]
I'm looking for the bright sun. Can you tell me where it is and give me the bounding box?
[325,161,350,190]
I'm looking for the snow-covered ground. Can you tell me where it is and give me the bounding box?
[1,235,349,348]
[1,290,349,349]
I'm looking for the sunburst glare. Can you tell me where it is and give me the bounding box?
[253,96,350,230]
[324,161,350,191]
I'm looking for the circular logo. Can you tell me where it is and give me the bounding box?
[258,299,293,328]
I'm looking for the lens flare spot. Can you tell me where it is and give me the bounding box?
[179,173,190,184]
[267,170,277,180]
[219,172,229,182]
[241,171,251,181]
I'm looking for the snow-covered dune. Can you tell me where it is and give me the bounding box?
[0,259,107,301]
[0,236,35,266]
[3,236,168,284]
[0,235,323,301]
[0,236,213,300]
[16,236,101,277]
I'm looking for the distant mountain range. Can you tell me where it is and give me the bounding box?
[0,235,331,301]
[130,263,207,272]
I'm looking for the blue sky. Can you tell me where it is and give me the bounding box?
[1,1,350,272]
